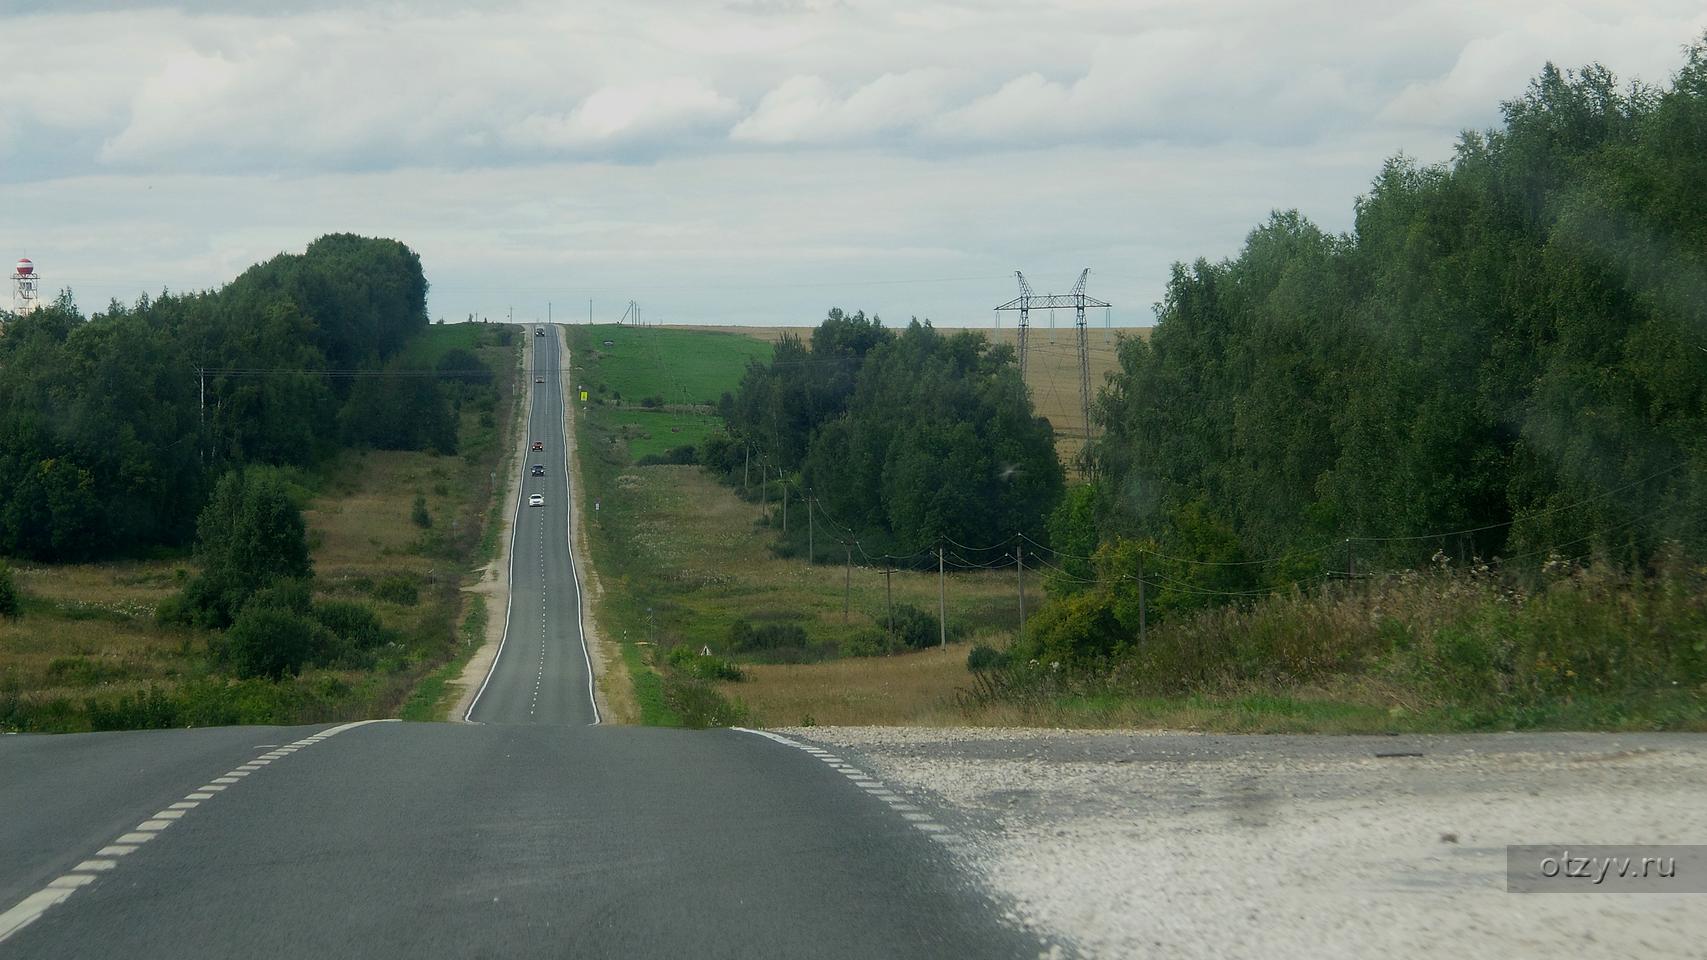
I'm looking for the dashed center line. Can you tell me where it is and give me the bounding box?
[0,718,398,945]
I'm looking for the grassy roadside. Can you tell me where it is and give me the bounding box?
[0,323,523,732]
[567,323,1024,727]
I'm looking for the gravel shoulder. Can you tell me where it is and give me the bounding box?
[781,726,1707,959]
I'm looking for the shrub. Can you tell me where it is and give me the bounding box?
[373,574,420,606]
[0,562,18,619]
[217,606,317,679]
[662,674,748,728]
[967,643,1008,672]
[728,619,808,652]
[879,603,939,650]
[666,644,744,681]
[840,628,892,658]
[635,445,698,467]
[313,600,391,667]
[411,494,433,529]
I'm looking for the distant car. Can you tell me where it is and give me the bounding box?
[536,376,545,383]
[529,494,544,507]
[532,441,544,451]
[536,327,545,337]
[531,464,545,476]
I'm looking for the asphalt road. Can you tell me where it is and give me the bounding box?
[0,326,1035,959]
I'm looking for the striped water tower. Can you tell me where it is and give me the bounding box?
[11,257,40,316]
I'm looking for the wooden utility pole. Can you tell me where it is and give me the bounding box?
[1137,553,1146,644]
[807,493,814,561]
[938,544,947,647]
[1015,541,1026,645]
[743,445,750,490]
[883,564,894,647]
[782,482,788,534]
[844,543,852,622]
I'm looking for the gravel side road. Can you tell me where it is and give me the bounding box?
[781,727,1707,959]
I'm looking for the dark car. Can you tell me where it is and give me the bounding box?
[531,464,545,477]
[532,441,544,451]
[536,327,545,336]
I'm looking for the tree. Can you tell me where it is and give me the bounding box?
[176,469,312,628]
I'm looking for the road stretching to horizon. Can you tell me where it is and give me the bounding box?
[0,327,1038,959]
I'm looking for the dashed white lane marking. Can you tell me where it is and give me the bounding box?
[0,718,399,946]
[731,728,964,847]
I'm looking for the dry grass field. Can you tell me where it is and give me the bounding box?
[679,323,1146,468]
[721,642,979,727]
[585,463,1021,658]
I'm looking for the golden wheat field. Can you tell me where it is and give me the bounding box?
[674,324,1147,468]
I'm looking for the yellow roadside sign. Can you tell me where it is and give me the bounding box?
[579,390,589,402]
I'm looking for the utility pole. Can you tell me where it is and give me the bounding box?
[883,564,894,648]
[782,482,788,535]
[807,492,814,561]
[1345,538,1354,581]
[1015,540,1026,646]
[197,366,205,464]
[588,299,592,325]
[548,301,552,324]
[938,543,947,648]
[844,543,852,622]
[743,445,750,491]
[1137,553,1146,644]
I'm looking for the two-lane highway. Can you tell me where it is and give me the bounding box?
[466,325,597,726]
[0,325,1039,959]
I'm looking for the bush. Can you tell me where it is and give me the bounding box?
[0,562,18,619]
[967,643,1008,672]
[728,619,808,652]
[879,603,939,650]
[313,600,391,667]
[373,574,420,606]
[411,494,432,529]
[217,606,317,679]
[662,674,748,728]
[635,445,698,467]
[666,643,744,681]
[840,628,892,658]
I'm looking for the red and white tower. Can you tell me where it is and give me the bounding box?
[11,258,40,315]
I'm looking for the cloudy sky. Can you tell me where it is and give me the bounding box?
[2,1,1703,327]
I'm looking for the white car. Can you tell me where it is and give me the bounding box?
[528,494,544,507]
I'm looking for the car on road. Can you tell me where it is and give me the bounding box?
[529,494,544,507]
[536,327,545,336]
[536,376,545,383]
[532,441,544,451]
[531,464,545,476]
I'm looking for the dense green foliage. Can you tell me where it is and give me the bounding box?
[0,234,454,561]
[1090,49,1707,585]
[716,311,1065,559]
[167,468,312,629]
[0,562,16,619]
[1006,43,1707,727]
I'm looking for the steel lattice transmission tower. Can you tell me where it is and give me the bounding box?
[994,268,1110,441]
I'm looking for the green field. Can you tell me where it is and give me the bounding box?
[597,409,723,460]
[396,320,496,366]
[575,324,771,406]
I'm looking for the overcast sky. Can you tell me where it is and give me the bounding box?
[2,1,1703,327]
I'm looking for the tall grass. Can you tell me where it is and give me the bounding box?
[968,553,1707,731]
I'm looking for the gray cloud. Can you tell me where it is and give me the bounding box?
[1,1,1703,325]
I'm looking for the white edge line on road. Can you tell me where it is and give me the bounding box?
[464,331,534,724]
[731,728,960,845]
[557,324,601,725]
[0,718,398,946]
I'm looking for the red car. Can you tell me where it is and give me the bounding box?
[532,441,544,451]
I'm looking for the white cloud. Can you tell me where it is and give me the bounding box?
[1,1,1704,326]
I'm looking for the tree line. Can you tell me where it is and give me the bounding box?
[0,234,480,561]
[1020,41,1707,663]
[708,310,1065,559]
